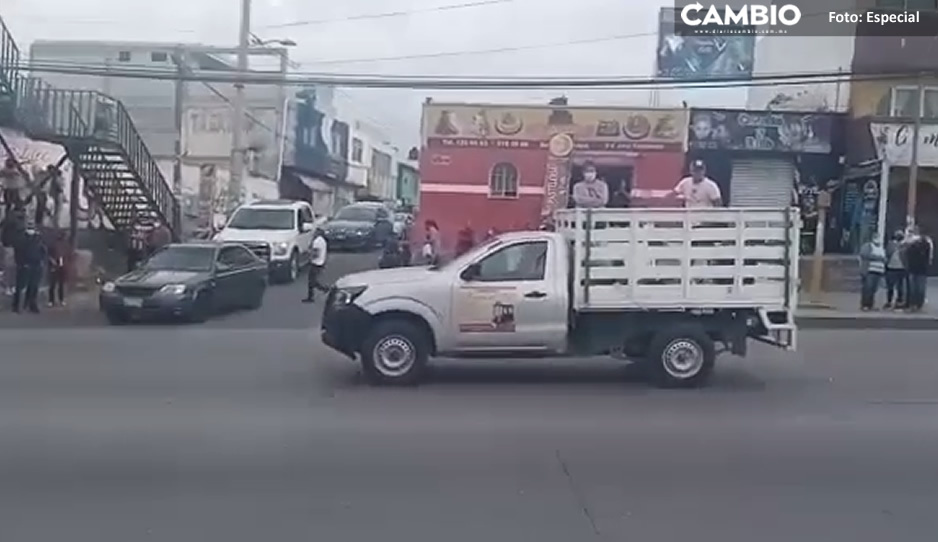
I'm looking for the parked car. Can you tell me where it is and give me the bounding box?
[213,200,318,283]
[99,242,267,324]
[322,202,395,250]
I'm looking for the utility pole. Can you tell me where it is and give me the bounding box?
[275,48,288,179]
[229,0,251,210]
[906,75,924,231]
[171,47,187,198]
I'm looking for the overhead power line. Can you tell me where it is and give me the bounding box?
[261,0,514,29]
[14,61,931,89]
[292,7,858,67]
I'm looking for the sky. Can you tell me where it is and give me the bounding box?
[2,0,852,148]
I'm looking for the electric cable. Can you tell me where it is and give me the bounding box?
[13,61,932,89]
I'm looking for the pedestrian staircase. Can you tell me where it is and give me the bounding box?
[0,16,179,238]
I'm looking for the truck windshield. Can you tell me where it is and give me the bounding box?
[227,209,295,230]
[335,207,377,222]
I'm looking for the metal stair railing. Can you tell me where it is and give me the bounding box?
[0,17,19,94]
[12,79,180,236]
[109,97,180,234]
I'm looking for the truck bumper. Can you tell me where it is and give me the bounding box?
[321,300,370,359]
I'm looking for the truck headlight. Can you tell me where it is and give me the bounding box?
[102,281,116,293]
[333,286,366,306]
[159,284,187,295]
[273,242,289,256]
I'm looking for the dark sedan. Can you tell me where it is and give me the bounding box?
[322,203,395,251]
[99,243,268,325]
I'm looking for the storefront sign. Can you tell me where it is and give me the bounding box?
[541,133,574,217]
[870,123,938,168]
[688,109,833,153]
[423,104,688,152]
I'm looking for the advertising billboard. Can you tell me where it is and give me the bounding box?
[656,7,754,80]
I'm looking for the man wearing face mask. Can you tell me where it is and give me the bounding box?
[572,161,609,208]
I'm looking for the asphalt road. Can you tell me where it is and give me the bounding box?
[2,252,938,541]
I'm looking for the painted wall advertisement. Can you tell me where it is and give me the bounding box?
[871,123,938,168]
[423,104,688,152]
[688,109,834,153]
[655,8,754,80]
[182,106,280,178]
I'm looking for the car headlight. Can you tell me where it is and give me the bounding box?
[333,286,367,306]
[355,229,371,236]
[272,242,290,256]
[159,284,187,295]
[102,281,116,293]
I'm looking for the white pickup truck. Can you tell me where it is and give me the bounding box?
[321,207,800,388]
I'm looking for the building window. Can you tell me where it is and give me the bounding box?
[117,51,132,62]
[489,162,519,198]
[150,51,168,62]
[351,138,364,163]
[875,0,937,9]
[879,86,938,119]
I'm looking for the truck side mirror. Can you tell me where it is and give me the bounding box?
[461,263,481,281]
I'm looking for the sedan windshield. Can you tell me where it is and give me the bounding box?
[334,207,377,222]
[227,209,295,230]
[144,246,215,272]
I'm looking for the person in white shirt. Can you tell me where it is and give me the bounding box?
[303,227,330,303]
[673,159,722,208]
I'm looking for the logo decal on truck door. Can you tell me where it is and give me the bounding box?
[456,287,518,333]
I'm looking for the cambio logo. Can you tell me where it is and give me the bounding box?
[680,3,802,27]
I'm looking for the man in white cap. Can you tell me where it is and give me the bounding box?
[673,159,722,208]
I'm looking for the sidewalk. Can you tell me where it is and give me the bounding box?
[797,278,938,330]
[0,288,100,327]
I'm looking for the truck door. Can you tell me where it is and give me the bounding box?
[450,239,566,352]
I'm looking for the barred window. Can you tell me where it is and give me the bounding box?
[489,162,519,198]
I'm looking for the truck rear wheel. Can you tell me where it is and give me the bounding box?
[360,320,429,386]
[646,324,715,388]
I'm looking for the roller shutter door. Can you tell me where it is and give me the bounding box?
[730,158,795,207]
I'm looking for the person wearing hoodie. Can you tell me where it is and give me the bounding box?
[884,230,908,309]
[858,234,887,311]
[904,226,933,312]
[11,220,45,313]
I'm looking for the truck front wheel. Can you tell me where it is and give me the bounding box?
[646,325,715,388]
[360,320,429,386]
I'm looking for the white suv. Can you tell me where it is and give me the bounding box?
[214,200,323,283]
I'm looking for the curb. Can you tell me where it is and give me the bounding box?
[797,316,938,330]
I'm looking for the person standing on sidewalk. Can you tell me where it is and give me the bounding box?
[859,235,886,311]
[147,219,172,257]
[126,217,147,272]
[884,230,908,310]
[11,221,45,314]
[302,228,329,303]
[904,226,932,313]
[46,230,69,307]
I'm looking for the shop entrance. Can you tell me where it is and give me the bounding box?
[568,163,634,208]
